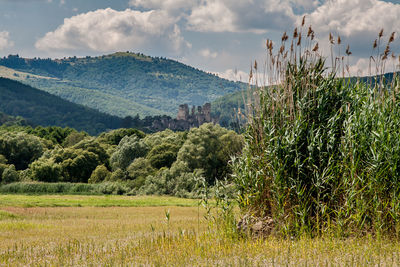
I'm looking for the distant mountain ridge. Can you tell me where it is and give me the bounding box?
[0,77,120,134]
[0,52,244,117]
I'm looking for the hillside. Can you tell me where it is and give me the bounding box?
[0,77,121,134]
[0,53,244,117]
[0,112,29,126]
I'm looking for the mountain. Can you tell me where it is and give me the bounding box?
[0,53,244,117]
[0,77,121,135]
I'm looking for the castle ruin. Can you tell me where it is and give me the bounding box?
[150,103,218,132]
[176,103,214,128]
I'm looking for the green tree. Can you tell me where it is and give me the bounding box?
[127,157,155,187]
[110,136,148,171]
[147,143,180,169]
[30,159,62,182]
[59,149,100,183]
[0,132,44,170]
[176,123,242,184]
[98,128,145,146]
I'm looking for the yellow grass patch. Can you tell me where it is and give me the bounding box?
[0,199,399,265]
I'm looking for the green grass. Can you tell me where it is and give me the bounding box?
[0,194,200,208]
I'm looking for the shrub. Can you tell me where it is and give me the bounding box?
[108,168,126,182]
[2,165,19,184]
[88,165,111,184]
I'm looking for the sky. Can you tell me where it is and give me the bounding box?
[0,0,399,81]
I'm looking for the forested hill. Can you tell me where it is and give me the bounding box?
[0,77,121,134]
[0,53,244,117]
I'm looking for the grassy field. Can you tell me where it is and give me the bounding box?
[0,194,199,208]
[1,195,400,266]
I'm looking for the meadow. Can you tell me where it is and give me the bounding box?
[1,194,400,266]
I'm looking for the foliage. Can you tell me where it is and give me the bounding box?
[126,157,155,185]
[0,131,44,170]
[2,165,19,184]
[176,123,243,184]
[233,27,400,236]
[110,135,148,171]
[147,143,180,169]
[26,126,77,145]
[0,112,29,126]
[0,77,121,135]
[0,52,244,117]
[30,158,62,182]
[88,165,111,184]
[98,128,145,146]
[0,118,243,196]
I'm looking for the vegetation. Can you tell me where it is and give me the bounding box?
[0,77,120,135]
[0,123,243,197]
[232,25,400,237]
[0,52,244,117]
[0,197,399,265]
[0,194,198,207]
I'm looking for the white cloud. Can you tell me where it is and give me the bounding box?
[129,0,197,12]
[60,0,65,5]
[35,8,191,55]
[187,0,296,33]
[199,48,218,59]
[306,0,400,54]
[290,0,322,12]
[214,69,250,82]
[300,0,400,74]
[0,31,13,51]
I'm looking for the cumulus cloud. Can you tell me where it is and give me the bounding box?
[187,0,296,33]
[129,0,196,12]
[131,0,297,33]
[306,0,400,56]
[0,31,13,51]
[214,69,250,82]
[199,48,218,59]
[35,8,191,55]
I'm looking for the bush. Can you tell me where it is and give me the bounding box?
[88,165,111,184]
[2,165,19,184]
[108,168,126,182]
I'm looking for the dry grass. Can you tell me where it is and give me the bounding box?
[0,196,400,266]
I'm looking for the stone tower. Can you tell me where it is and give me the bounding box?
[203,103,211,122]
[177,104,189,120]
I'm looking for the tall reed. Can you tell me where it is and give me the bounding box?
[232,23,400,237]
